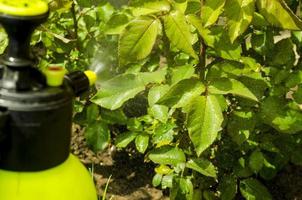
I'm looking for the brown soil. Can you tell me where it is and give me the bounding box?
[267,165,302,200]
[71,125,169,200]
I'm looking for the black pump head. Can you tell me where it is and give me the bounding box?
[0,14,49,67]
[0,0,49,67]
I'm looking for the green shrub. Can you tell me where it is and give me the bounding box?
[20,0,302,199]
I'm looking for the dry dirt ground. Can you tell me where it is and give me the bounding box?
[71,125,169,200]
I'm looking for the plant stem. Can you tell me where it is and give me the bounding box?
[160,17,173,67]
[198,38,207,81]
[71,2,79,48]
[197,0,207,81]
[200,0,204,17]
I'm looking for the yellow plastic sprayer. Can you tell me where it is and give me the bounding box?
[0,1,98,199]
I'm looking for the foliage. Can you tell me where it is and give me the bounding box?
[16,0,302,199]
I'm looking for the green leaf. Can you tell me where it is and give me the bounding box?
[92,69,166,110]
[127,118,143,132]
[208,78,258,101]
[225,0,255,43]
[256,0,302,30]
[76,0,103,7]
[293,86,302,104]
[91,74,145,110]
[267,38,295,68]
[148,85,170,106]
[85,122,110,152]
[219,176,237,200]
[187,15,242,60]
[186,0,201,15]
[249,150,264,173]
[227,111,256,145]
[240,178,272,200]
[149,146,186,165]
[171,64,196,85]
[115,132,138,148]
[286,71,302,88]
[203,190,217,200]
[170,178,194,200]
[184,95,223,156]
[261,97,302,133]
[100,109,128,125]
[158,78,205,108]
[251,12,270,27]
[201,0,226,27]
[173,0,188,13]
[162,174,174,189]
[105,13,129,35]
[152,173,163,187]
[153,123,175,146]
[251,30,274,56]
[292,31,302,47]
[135,134,149,153]
[186,158,217,178]
[131,0,171,16]
[149,104,169,123]
[119,16,161,65]
[86,104,99,123]
[139,67,167,85]
[164,10,198,59]
[235,158,254,178]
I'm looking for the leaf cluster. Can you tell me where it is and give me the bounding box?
[28,0,302,199]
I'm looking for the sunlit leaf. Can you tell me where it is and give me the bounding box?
[184,95,223,156]
[171,64,196,85]
[149,146,186,165]
[164,10,198,59]
[105,13,129,35]
[187,15,242,60]
[170,178,194,200]
[119,16,161,65]
[131,0,171,16]
[208,78,258,101]
[135,134,149,153]
[92,69,166,110]
[225,0,255,43]
[158,78,205,108]
[257,0,302,30]
[201,0,225,27]
[149,104,169,123]
[186,158,217,178]
[148,85,170,106]
[115,132,138,148]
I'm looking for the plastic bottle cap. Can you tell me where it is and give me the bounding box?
[44,66,67,87]
[0,0,49,17]
[84,70,97,86]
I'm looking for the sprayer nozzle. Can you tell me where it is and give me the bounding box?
[84,70,97,86]
[44,66,67,87]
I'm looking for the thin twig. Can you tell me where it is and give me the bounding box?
[71,2,79,43]
[198,38,207,81]
[197,0,207,81]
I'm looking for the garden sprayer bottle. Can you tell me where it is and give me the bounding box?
[0,1,98,199]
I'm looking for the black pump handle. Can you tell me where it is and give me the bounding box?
[0,13,49,67]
